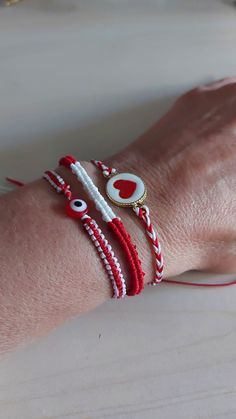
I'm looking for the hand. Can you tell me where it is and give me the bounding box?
[2,78,236,352]
[110,78,236,278]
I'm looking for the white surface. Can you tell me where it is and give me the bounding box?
[1,1,236,418]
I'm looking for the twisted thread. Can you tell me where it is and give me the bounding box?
[43,169,126,298]
[134,205,163,284]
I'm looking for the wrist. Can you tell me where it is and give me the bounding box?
[56,162,139,292]
[57,156,195,286]
[108,152,197,281]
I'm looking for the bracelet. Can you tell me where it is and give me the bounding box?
[59,156,145,296]
[91,160,164,285]
[43,170,126,299]
[7,172,236,289]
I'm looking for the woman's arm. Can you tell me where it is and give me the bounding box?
[1,77,236,353]
[0,173,110,353]
[0,163,169,354]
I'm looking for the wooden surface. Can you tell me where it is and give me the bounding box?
[1,1,236,418]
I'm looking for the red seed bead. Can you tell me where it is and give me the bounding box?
[59,155,76,168]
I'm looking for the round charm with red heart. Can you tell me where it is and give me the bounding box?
[106,173,146,207]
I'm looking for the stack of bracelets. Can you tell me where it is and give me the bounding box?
[43,155,164,299]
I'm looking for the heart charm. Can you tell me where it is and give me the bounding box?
[106,172,146,207]
[113,179,137,199]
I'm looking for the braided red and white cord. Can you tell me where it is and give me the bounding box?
[83,217,124,298]
[43,170,126,298]
[133,205,163,284]
[92,160,164,285]
[93,160,117,178]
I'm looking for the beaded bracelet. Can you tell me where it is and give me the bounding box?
[43,170,126,298]
[91,160,164,285]
[59,156,145,296]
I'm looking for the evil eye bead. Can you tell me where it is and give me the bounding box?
[66,199,88,219]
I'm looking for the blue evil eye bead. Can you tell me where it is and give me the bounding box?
[66,199,88,219]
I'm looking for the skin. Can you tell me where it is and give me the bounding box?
[1,77,236,354]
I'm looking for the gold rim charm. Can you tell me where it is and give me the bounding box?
[106,172,147,208]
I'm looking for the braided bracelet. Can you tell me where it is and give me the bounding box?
[43,170,126,298]
[91,160,164,285]
[59,156,145,296]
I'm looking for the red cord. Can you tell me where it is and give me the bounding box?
[108,219,144,296]
[6,177,25,187]
[113,218,144,295]
[85,218,124,297]
[163,278,236,287]
[44,170,72,200]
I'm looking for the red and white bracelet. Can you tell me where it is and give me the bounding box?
[59,156,145,296]
[43,170,126,298]
[91,160,164,285]
[8,170,236,290]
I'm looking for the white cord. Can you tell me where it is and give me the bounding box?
[71,161,117,223]
[44,169,126,298]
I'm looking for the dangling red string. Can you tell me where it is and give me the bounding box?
[163,278,236,287]
[6,177,25,187]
